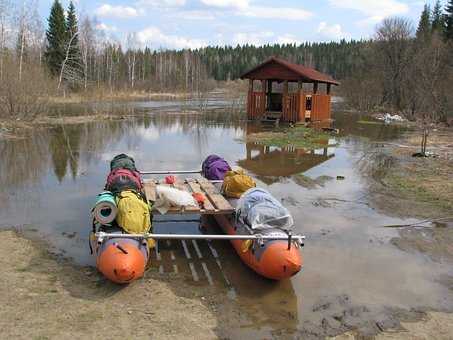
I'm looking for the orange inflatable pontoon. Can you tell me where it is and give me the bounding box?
[214,214,303,280]
[92,233,149,284]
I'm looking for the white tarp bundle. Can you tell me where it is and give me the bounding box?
[236,188,294,231]
[154,185,197,214]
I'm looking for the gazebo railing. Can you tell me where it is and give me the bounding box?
[247,91,266,119]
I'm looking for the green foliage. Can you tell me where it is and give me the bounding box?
[65,1,83,85]
[445,0,453,40]
[431,0,445,34]
[416,4,431,41]
[197,40,367,81]
[45,0,66,76]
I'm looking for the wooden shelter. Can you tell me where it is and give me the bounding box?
[241,57,339,123]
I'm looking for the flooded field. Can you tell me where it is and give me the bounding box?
[1,107,452,338]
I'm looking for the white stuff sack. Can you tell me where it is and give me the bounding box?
[237,188,294,231]
[154,185,197,214]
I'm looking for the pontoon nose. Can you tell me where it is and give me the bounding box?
[97,242,147,284]
[259,242,303,280]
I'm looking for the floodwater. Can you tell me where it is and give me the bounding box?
[1,107,452,338]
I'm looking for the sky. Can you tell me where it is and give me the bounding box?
[37,0,444,49]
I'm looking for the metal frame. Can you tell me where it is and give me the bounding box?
[95,232,305,248]
[141,170,202,175]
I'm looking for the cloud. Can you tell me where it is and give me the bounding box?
[201,0,311,21]
[233,31,274,46]
[242,6,312,20]
[171,10,217,20]
[137,0,187,7]
[95,4,141,19]
[201,0,249,10]
[317,22,350,41]
[277,34,303,45]
[329,0,409,25]
[96,23,117,32]
[137,27,208,49]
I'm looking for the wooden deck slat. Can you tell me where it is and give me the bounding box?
[173,179,200,213]
[196,178,233,212]
[145,177,233,215]
[144,179,157,202]
[186,179,217,213]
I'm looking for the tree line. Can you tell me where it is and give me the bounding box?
[0,0,453,121]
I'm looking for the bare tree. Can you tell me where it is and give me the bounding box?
[375,17,414,111]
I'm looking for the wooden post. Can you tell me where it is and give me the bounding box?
[313,82,318,94]
[283,80,288,121]
[267,80,272,111]
[298,81,303,91]
[327,83,331,95]
[248,79,254,119]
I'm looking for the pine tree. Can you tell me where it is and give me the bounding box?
[445,0,453,40]
[431,0,445,34]
[416,4,432,40]
[65,1,82,81]
[45,0,66,76]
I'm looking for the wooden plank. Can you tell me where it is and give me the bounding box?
[186,179,216,213]
[197,178,233,212]
[148,178,199,214]
[143,179,157,202]
[173,178,199,213]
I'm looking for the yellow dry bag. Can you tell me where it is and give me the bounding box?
[222,170,256,199]
[116,191,152,234]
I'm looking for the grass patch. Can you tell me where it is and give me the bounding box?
[246,125,332,150]
[357,120,384,125]
[381,157,453,212]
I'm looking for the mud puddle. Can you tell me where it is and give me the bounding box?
[1,110,453,338]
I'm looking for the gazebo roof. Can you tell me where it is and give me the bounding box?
[240,56,340,85]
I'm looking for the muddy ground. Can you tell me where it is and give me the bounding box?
[0,229,218,339]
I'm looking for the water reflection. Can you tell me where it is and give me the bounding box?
[239,143,334,185]
[1,109,451,339]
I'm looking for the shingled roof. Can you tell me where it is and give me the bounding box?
[240,56,340,85]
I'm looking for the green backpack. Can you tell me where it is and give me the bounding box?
[110,154,137,172]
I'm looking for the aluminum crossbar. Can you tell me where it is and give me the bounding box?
[95,232,305,245]
[141,170,202,175]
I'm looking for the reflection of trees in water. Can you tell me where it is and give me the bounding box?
[1,114,246,190]
[148,112,245,155]
[0,131,51,192]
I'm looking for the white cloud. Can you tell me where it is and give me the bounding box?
[242,6,312,20]
[171,10,217,20]
[317,22,350,41]
[201,0,311,20]
[137,27,208,49]
[233,31,274,46]
[137,0,187,7]
[96,23,118,32]
[95,4,141,19]
[201,0,249,10]
[329,0,409,25]
[277,34,303,45]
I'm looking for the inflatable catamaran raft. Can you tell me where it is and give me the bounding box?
[91,154,304,283]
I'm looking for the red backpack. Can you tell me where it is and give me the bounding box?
[105,168,143,194]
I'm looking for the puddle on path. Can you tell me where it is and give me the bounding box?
[1,110,451,338]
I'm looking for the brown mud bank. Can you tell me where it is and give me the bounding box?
[0,229,217,339]
[0,114,134,140]
[363,127,453,219]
